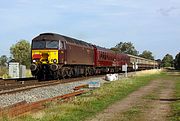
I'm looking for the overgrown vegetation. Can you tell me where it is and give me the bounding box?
[9,71,164,121]
[0,66,8,78]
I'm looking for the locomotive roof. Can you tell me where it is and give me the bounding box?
[33,33,93,47]
[95,46,115,53]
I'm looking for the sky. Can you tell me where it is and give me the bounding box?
[0,0,180,59]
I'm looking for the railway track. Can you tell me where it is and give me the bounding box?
[0,70,150,119]
[0,87,88,117]
[0,75,105,117]
[0,70,158,119]
[0,75,105,95]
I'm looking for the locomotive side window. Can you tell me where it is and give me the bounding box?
[59,41,64,49]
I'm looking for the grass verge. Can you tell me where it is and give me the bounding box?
[170,73,180,121]
[5,72,165,121]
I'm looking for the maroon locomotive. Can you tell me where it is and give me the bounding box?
[30,33,157,80]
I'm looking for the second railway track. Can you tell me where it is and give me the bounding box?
[0,75,105,95]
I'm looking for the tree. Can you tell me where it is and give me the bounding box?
[10,40,31,68]
[111,42,138,55]
[139,50,154,60]
[174,52,180,70]
[161,54,174,67]
[0,55,8,66]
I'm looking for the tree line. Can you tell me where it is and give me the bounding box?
[0,40,31,69]
[0,40,180,70]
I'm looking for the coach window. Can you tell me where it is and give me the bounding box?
[100,52,102,60]
[101,52,104,60]
[102,52,104,60]
[102,52,103,60]
[103,52,105,60]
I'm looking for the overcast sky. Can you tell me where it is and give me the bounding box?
[0,0,180,59]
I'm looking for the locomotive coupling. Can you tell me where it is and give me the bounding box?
[50,64,58,71]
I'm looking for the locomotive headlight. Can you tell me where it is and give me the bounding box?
[33,59,36,63]
[53,59,57,63]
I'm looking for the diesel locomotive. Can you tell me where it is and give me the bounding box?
[30,33,158,80]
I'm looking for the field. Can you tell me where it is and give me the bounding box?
[1,70,180,121]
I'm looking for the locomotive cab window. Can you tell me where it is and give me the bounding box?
[32,40,59,49]
[32,41,45,49]
[46,40,59,49]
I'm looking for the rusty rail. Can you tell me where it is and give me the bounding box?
[73,84,88,90]
[0,90,87,117]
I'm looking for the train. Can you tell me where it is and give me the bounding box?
[30,33,158,80]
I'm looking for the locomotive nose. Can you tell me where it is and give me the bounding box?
[41,53,49,63]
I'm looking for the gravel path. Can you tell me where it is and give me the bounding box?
[0,77,106,108]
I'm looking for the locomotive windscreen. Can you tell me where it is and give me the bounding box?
[32,40,59,49]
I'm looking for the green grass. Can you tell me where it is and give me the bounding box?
[111,105,142,121]
[0,66,8,78]
[4,72,165,121]
[111,83,161,121]
[26,69,32,77]
[170,74,180,121]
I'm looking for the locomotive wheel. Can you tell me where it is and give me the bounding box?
[60,68,71,78]
[53,71,59,80]
[61,69,66,79]
[66,68,72,78]
[90,68,95,75]
[84,68,88,77]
